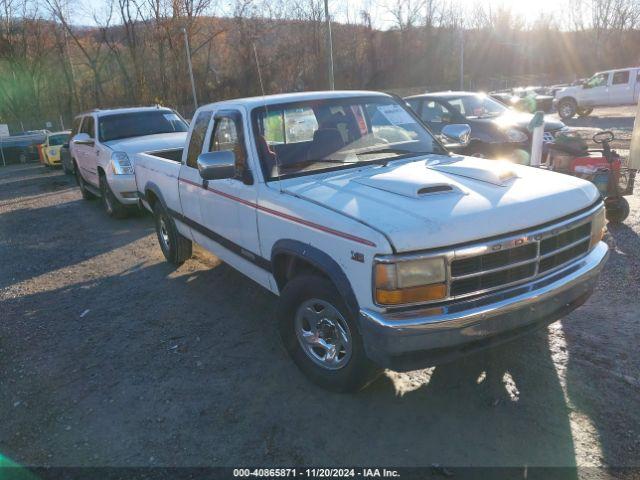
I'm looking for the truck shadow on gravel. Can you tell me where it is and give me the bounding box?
[1,256,583,471]
[0,199,153,290]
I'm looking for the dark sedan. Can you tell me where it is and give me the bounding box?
[405,92,566,160]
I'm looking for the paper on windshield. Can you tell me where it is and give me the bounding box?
[163,113,181,123]
[377,104,415,126]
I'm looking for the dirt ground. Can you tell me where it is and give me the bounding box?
[1,108,639,477]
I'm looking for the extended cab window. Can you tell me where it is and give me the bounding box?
[612,71,630,85]
[209,115,248,179]
[185,111,213,168]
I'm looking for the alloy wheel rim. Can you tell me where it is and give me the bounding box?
[294,299,352,370]
[159,217,170,249]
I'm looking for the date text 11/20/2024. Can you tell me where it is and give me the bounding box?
[233,468,400,478]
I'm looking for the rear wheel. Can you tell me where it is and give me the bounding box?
[605,197,630,223]
[153,201,192,265]
[75,162,96,200]
[278,274,381,392]
[577,107,593,117]
[558,99,577,120]
[100,173,129,219]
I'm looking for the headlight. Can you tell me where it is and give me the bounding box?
[374,257,447,306]
[590,207,606,247]
[110,151,134,175]
[504,128,528,143]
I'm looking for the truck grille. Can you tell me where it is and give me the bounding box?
[449,221,592,298]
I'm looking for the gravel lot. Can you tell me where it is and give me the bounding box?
[1,108,638,476]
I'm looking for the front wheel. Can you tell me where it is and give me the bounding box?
[558,99,577,120]
[605,197,630,223]
[153,201,193,266]
[278,274,381,393]
[577,107,593,117]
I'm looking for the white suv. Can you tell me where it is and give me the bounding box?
[70,106,188,217]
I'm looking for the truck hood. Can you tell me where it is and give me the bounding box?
[103,132,187,154]
[555,86,581,99]
[282,155,600,253]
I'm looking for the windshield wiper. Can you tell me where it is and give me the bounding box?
[356,147,420,156]
[279,158,358,171]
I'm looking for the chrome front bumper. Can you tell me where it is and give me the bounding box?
[359,242,609,371]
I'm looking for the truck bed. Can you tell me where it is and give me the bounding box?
[134,149,183,213]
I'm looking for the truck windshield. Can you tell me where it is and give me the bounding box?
[98,110,188,142]
[251,96,445,180]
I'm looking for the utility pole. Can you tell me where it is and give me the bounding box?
[459,29,464,91]
[182,27,198,113]
[324,0,335,90]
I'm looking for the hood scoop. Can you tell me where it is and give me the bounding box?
[428,157,518,186]
[352,168,464,199]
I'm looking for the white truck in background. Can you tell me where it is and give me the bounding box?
[133,90,609,392]
[555,66,640,119]
[70,106,188,218]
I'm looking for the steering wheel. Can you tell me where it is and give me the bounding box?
[593,130,614,144]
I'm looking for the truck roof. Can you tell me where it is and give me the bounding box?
[596,66,640,74]
[198,90,392,111]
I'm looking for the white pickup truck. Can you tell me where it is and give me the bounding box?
[134,91,609,392]
[70,106,188,217]
[555,66,640,119]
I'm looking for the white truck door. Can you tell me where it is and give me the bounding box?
[178,109,213,241]
[608,70,633,105]
[196,108,270,287]
[581,72,610,107]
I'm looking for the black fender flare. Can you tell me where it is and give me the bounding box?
[271,239,360,319]
[141,181,166,210]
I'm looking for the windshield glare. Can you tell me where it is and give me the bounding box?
[447,95,507,119]
[252,96,443,180]
[99,110,188,142]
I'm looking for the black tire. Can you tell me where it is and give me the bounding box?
[558,98,577,120]
[605,197,630,223]
[577,107,593,117]
[99,173,129,219]
[153,201,192,266]
[277,274,381,393]
[74,162,96,200]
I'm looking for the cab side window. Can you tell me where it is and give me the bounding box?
[81,116,95,138]
[209,114,248,180]
[186,111,213,169]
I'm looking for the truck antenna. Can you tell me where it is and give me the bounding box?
[253,42,282,193]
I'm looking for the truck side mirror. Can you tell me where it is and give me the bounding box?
[197,151,236,181]
[441,124,471,149]
[73,133,94,146]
